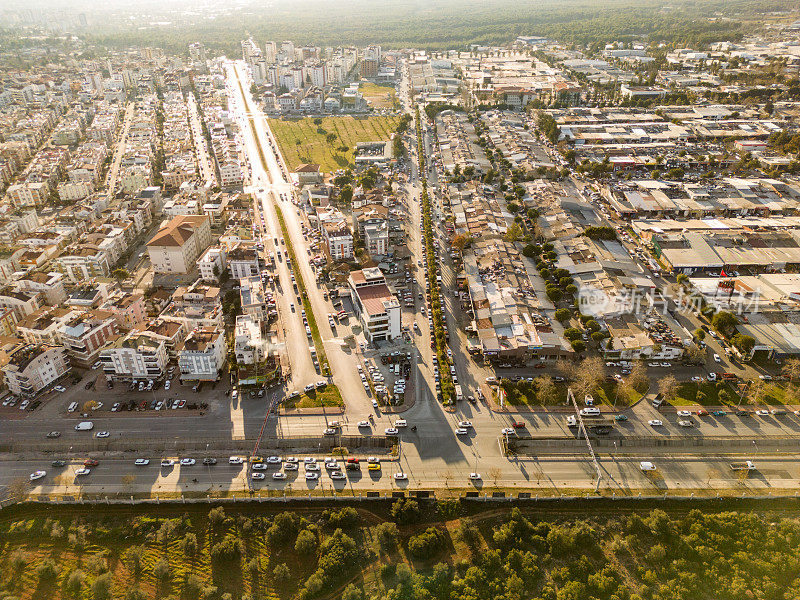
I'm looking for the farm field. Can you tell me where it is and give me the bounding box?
[268,115,399,174]
[1,501,799,600]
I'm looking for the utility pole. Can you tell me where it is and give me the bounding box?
[568,387,602,492]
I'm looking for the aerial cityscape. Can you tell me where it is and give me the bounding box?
[2,0,800,598]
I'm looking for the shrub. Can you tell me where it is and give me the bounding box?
[408,527,445,559]
[210,536,243,564]
[36,560,59,585]
[153,560,171,584]
[92,572,114,600]
[124,546,145,577]
[375,522,399,550]
[323,507,360,529]
[125,587,148,600]
[181,532,198,557]
[295,529,318,555]
[62,569,86,599]
[555,308,571,322]
[183,575,204,600]
[273,563,291,583]
[390,498,420,524]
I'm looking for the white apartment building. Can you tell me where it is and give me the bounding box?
[3,344,70,398]
[234,314,264,365]
[323,221,354,260]
[196,246,227,282]
[348,268,401,342]
[364,221,390,257]
[100,331,168,381]
[178,326,226,382]
[146,215,211,274]
[228,246,260,279]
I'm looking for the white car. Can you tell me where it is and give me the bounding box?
[393,472,408,480]
[372,399,379,408]
[266,456,281,464]
[272,472,287,480]
[252,463,268,471]
[29,470,46,481]
[756,409,770,416]
[252,473,266,480]
[305,472,319,480]
[457,420,473,428]
[160,459,174,467]
[640,461,656,471]
[357,420,370,428]
[648,419,663,427]
[394,419,407,427]
[323,428,337,435]
[284,463,299,471]
[54,385,66,392]
[75,468,91,476]
[303,457,317,464]
[691,376,703,382]
[677,410,691,417]
[468,472,482,480]
[580,407,600,417]
[305,463,320,471]
[165,381,171,391]
[660,362,671,368]
[330,471,346,480]
[713,353,721,363]
[455,428,468,435]
[134,458,150,466]
[95,431,110,438]
[501,427,515,435]
[678,420,694,427]
[385,427,399,435]
[228,456,244,465]
[285,456,299,464]
[171,399,180,410]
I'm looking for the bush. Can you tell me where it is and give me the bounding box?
[210,536,243,564]
[295,529,318,555]
[153,560,171,584]
[408,527,446,559]
[62,569,86,599]
[555,308,571,322]
[273,563,291,583]
[571,340,586,352]
[125,587,148,600]
[181,532,198,557]
[183,575,204,600]
[376,522,399,549]
[92,572,114,600]
[390,498,420,524]
[341,584,362,600]
[323,507,360,529]
[36,560,59,584]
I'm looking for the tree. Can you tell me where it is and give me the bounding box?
[339,184,353,204]
[342,584,362,600]
[125,546,145,578]
[153,560,171,585]
[522,244,536,258]
[694,328,706,341]
[658,375,679,403]
[408,527,445,559]
[570,339,585,352]
[537,375,557,404]
[375,522,399,550]
[112,268,130,281]
[63,569,86,599]
[390,498,420,524]
[547,288,563,302]
[92,572,114,600]
[181,532,198,558]
[555,308,571,322]
[782,358,800,382]
[574,357,604,399]
[295,529,318,555]
[273,563,291,583]
[505,222,523,243]
[451,234,473,252]
[711,311,738,337]
[628,361,649,392]
[732,334,755,356]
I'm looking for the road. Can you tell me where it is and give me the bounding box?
[187,94,217,187]
[104,102,134,193]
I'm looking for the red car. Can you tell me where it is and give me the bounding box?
[83,459,99,467]
[346,457,360,464]
[533,363,547,369]
[512,421,526,428]
[696,409,709,417]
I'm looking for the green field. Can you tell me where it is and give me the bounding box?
[285,384,344,409]
[359,82,399,109]
[499,378,642,407]
[3,501,800,600]
[268,115,399,174]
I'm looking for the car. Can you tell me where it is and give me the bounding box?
[712,410,727,417]
[330,471,346,480]
[154,401,163,411]
[455,427,468,435]
[46,431,61,438]
[96,431,110,438]
[677,410,692,417]
[29,470,46,481]
[229,456,244,465]
[284,463,299,471]
[372,399,379,408]
[639,461,656,471]
[284,456,299,464]
[266,456,281,464]
[272,472,287,480]
[357,420,370,428]
[323,428,337,435]
[580,407,601,417]
[202,458,217,465]
[755,409,770,416]
[75,468,91,476]
[252,472,266,480]
[305,463,320,471]
[249,456,263,464]
[303,457,317,464]
[252,463,268,471]
[180,458,196,466]
[305,472,319,480]
[111,402,121,412]
[660,362,671,368]
[696,409,709,416]
[368,462,381,471]
[713,353,721,362]
[458,420,473,428]
[771,408,787,416]
[614,414,628,422]
[501,427,515,435]
[161,459,175,467]
[393,472,408,480]
[678,420,694,427]
[165,381,171,391]
[51,459,67,467]
[367,456,380,464]
[54,385,66,392]
[707,373,717,381]
[82,459,98,467]
[394,419,407,427]
[736,409,751,417]
[134,458,150,466]
[468,472,482,480]
[648,420,663,427]
[584,394,594,406]
[691,376,703,382]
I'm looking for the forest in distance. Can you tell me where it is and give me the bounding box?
[5,0,793,57]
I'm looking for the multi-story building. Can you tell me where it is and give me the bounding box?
[364,221,390,257]
[196,246,227,282]
[146,214,211,274]
[101,292,147,329]
[348,267,401,342]
[178,326,226,382]
[227,245,260,279]
[59,310,119,368]
[55,243,112,282]
[234,314,264,365]
[2,344,70,398]
[323,220,354,260]
[100,331,168,382]
[14,272,67,306]
[239,275,267,321]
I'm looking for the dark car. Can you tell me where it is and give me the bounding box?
[202,458,217,465]
[51,459,67,467]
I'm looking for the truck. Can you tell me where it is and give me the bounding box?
[730,461,756,471]
[454,384,463,402]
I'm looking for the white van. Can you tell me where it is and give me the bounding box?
[640,461,656,471]
[74,421,94,431]
[67,401,78,413]
[579,407,601,417]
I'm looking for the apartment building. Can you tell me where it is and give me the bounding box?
[100,331,168,381]
[234,314,264,365]
[146,214,211,274]
[59,310,119,367]
[348,267,401,342]
[178,326,226,382]
[2,344,70,398]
